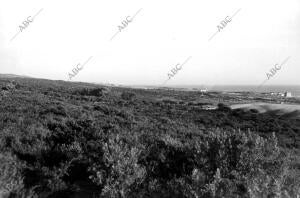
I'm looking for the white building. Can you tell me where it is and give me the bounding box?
[202,105,217,110]
[284,92,292,98]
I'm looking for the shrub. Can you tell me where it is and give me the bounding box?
[217,103,231,111]
[73,87,109,97]
[121,92,136,101]
[89,134,146,198]
[0,152,31,197]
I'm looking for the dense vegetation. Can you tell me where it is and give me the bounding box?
[0,78,299,198]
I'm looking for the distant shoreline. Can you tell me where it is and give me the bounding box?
[129,85,300,97]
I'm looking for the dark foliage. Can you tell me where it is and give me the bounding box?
[0,78,299,197]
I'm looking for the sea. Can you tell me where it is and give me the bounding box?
[130,84,300,97]
[173,85,300,97]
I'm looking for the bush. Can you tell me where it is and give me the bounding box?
[89,134,146,198]
[121,92,136,101]
[73,87,109,97]
[217,103,231,111]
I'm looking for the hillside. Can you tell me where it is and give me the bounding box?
[0,74,31,79]
[0,77,299,198]
[231,103,300,118]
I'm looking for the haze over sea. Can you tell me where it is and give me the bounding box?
[174,85,300,97]
[140,85,300,97]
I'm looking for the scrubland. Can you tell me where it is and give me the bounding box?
[0,78,299,198]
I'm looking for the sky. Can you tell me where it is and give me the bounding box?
[0,0,299,86]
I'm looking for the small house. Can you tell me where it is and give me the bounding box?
[284,92,292,98]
